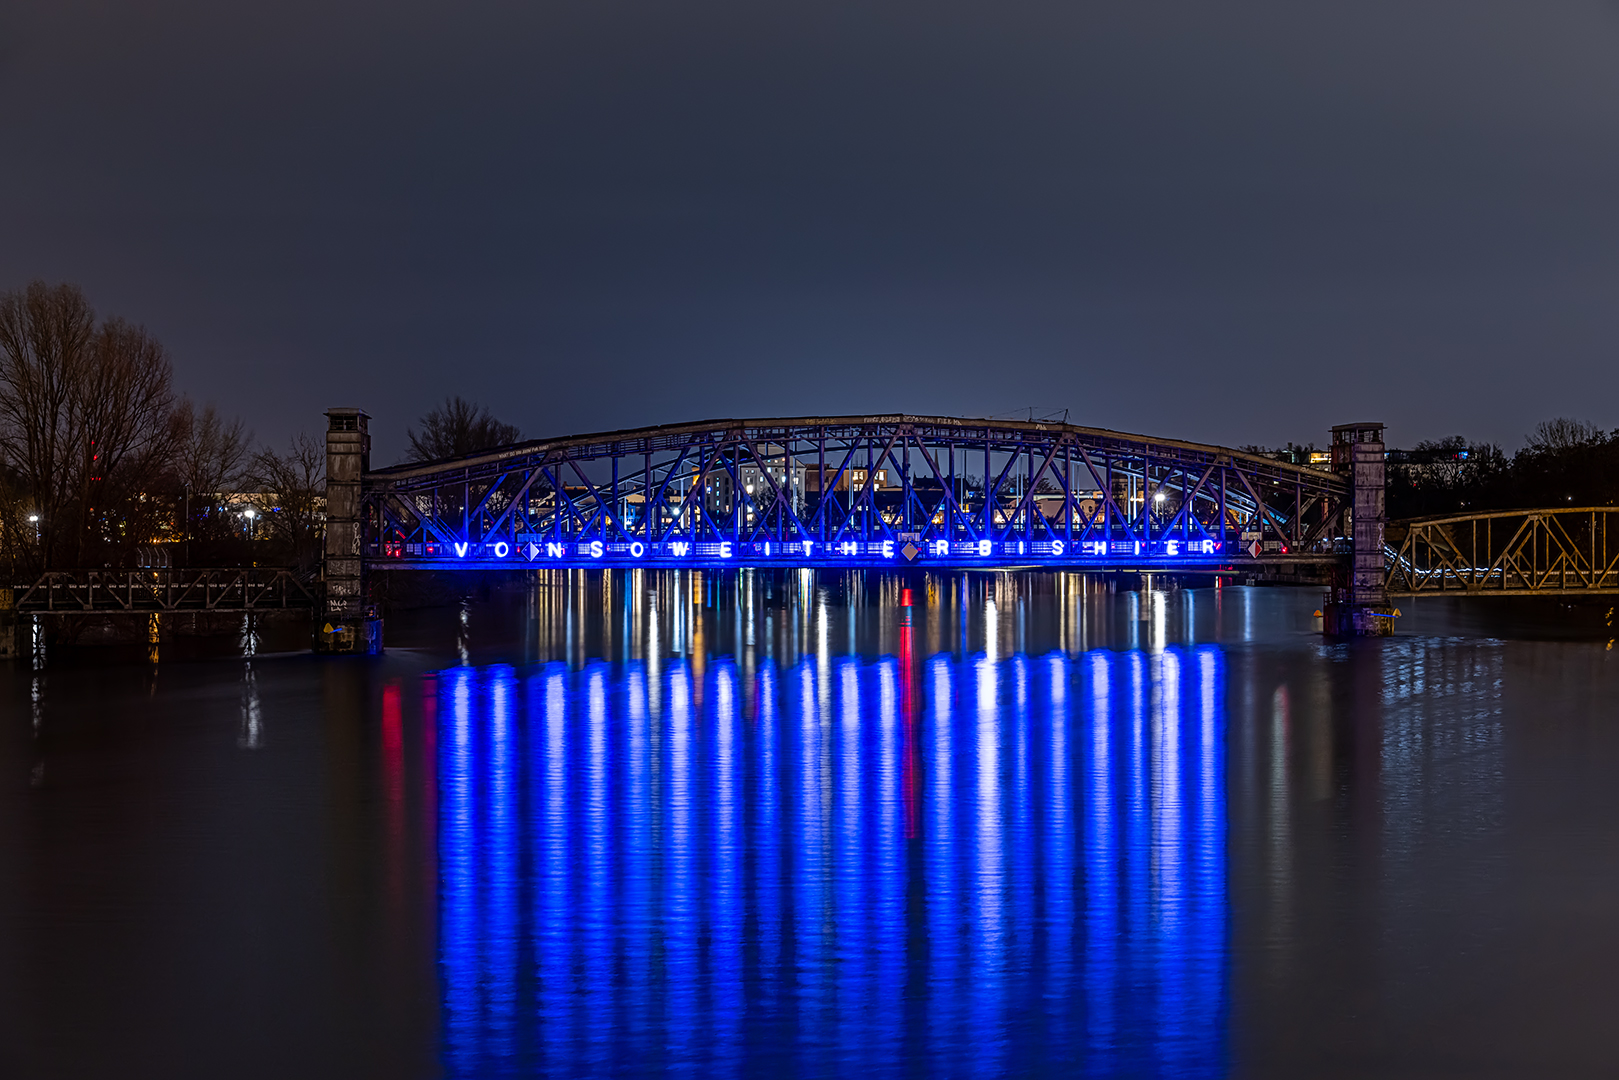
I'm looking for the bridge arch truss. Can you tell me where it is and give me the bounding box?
[360,415,1348,570]
[1386,507,1619,595]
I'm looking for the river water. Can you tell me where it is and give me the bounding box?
[2,573,1617,1078]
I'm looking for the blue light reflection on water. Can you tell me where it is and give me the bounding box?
[437,644,1228,1077]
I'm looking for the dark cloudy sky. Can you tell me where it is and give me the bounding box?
[3,2,1618,463]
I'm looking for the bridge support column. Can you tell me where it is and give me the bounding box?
[315,407,383,655]
[1325,421,1394,637]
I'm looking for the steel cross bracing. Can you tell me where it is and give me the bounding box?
[1386,507,1619,595]
[360,415,1348,570]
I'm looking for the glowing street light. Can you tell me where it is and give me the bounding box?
[243,506,257,540]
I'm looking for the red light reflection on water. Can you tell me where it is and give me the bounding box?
[901,608,921,840]
[382,683,406,911]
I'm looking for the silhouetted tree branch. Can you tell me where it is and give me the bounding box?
[171,398,253,543]
[405,396,520,462]
[248,432,325,569]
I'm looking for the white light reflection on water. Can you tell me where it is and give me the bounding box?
[237,662,262,749]
[433,613,1230,1077]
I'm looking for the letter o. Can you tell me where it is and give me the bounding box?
[493,541,509,558]
[630,541,645,558]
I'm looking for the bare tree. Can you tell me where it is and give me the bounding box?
[171,397,252,543]
[249,432,325,569]
[1525,417,1603,454]
[172,398,253,495]
[0,282,96,566]
[405,396,520,462]
[0,284,184,565]
[74,317,178,561]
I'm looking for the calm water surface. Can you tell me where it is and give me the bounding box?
[2,574,1618,1078]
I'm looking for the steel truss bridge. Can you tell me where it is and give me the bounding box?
[1386,507,1619,596]
[360,415,1349,572]
[7,568,318,614]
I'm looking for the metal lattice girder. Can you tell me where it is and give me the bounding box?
[361,415,1348,569]
[11,568,318,613]
[1386,507,1619,596]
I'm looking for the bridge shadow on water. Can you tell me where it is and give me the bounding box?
[427,571,1236,1078]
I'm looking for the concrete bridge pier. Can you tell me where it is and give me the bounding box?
[1324,421,1394,637]
[314,407,383,655]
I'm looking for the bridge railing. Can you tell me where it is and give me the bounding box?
[1386,508,1619,595]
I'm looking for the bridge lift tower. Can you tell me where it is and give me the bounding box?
[315,407,384,654]
[1324,421,1394,636]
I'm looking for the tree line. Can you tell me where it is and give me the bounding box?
[0,282,323,575]
[0,280,524,578]
[1386,418,1619,519]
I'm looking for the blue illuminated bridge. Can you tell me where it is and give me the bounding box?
[351,414,1349,574]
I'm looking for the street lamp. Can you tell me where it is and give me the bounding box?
[27,513,40,543]
[243,507,256,541]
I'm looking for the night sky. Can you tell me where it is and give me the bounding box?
[4,2,1618,463]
